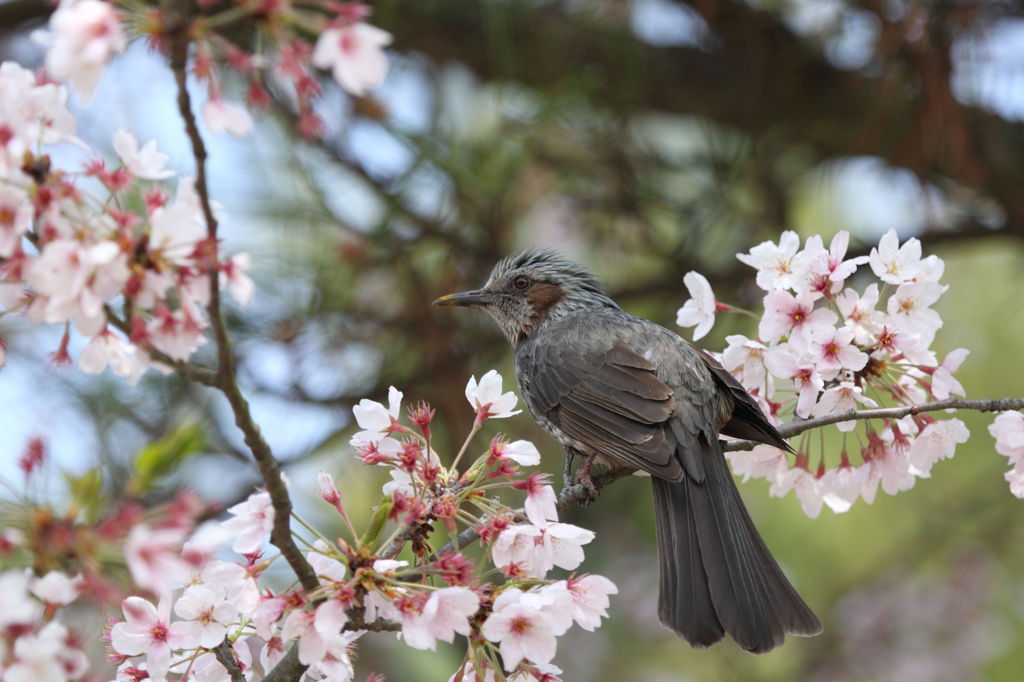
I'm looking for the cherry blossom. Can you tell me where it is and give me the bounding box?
[490,437,542,466]
[466,370,521,422]
[481,587,573,671]
[172,584,236,648]
[0,570,42,628]
[560,575,618,631]
[202,98,254,137]
[352,386,404,445]
[43,0,126,101]
[836,283,883,345]
[675,271,720,340]
[930,348,969,399]
[539,522,595,573]
[221,251,255,306]
[737,230,802,290]
[806,327,869,379]
[886,281,947,345]
[112,129,175,181]
[869,228,923,284]
[721,334,772,396]
[79,329,149,384]
[759,289,838,344]
[401,586,480,651]
[0,184,32,257]
[29,571,83,606]
[907,419,969,475]
[812,382,878,431]
[517,473,558,527]
[124,525,191,596]
[989,411,1024,498]
[492,524,545,577]
[764,345,824,418]
[312,22,392,96]
[110,597,192,682]
[221,490,275,555]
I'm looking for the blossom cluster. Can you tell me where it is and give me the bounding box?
[0,567,88,681]
[0,60,251,380]
[37,0,391,140]
[677,230,973,516]
[101,370,616,681]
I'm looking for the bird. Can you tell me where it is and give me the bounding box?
[434,249,822,653]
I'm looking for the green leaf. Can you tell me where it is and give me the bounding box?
[65,467,104,522]
[130,422,206,495]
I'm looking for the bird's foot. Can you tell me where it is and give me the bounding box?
[573,455,600,505]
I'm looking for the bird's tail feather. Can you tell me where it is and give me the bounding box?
[652,436,822,653]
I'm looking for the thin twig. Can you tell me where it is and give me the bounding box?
[212,640,245,682]
[723,397,1024,452]
[167,23,319,597]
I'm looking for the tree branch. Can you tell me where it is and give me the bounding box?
[723,397,1024,452]
[166,19,319,597]
[213,640,246,682]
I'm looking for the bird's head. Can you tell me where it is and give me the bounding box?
[434,249,619,345]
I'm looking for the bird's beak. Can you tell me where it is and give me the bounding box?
[433,289,495,307]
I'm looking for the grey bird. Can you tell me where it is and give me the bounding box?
[435,249,822,653]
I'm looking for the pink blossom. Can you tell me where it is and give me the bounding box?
[812,382,878,431]
[561,574,617,631]
[221,251,254,306]
[25,239,129,336]
[769,465,823,518]
[308,539,348,582]
[44,0,126,101]
[836,283,883,344]
[886,281,946,345]
[0,570,41,628]
[317,470,342,506]
[764,346,824,418]
[221,490,274,555]
[29,570,82,605]
[989,411,1024,463]
[908,419,969,476]
[492,524,544,578]
[807,327,868,379]
[736,230,802,291]
[466,370,521,422]
[351,386,403,445]
[481,587,573,671]
[540,522,595,573]
[79,328,149,384]
[401,586,480,651]
[0,184,32,258]
[931,348,968,399]
[820,463,871,513]
[5,621,82,682]
[282,600,353,675]
[202,98,254,137]
[869,229,924,284]
[758,290,838,344]
[112,129,174,180]
[110,597,192,682]
[312,23,392,96]
[675,271,719,340]
[517,474,558,527]
[146,306,208,361]
[792,233,866,299]
[173,584,236,648]
[491,438,541,466]
[721,335,772,396]
[382,468,414,498]
[124,524,190,596]
[252,594,286,640]
[725,444,788,482]
[1005,468,1024,498]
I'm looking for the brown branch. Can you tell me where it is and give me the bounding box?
[723,397,1024,452]
[262,647,304,682]
[166,20,319,596]
[213,640,245,682]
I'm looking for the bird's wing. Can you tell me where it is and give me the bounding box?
[685,341,792,452]
[525,336,686,480]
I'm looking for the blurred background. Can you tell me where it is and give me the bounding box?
[2,0,1024,679]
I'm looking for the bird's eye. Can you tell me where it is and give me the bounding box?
[512,275,531,290]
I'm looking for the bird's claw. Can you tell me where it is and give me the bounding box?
[572,454,600,506]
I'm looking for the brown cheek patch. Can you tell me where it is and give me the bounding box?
[527,283,567,327]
